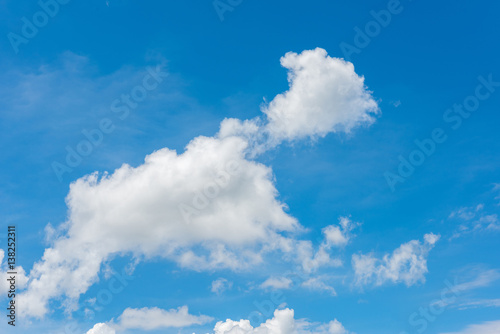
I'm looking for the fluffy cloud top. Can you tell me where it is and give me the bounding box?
[214,308,348,334]
[352,233,440,287]
[86,323,116,334]
[21,135,299,318]
[262,48,378,143]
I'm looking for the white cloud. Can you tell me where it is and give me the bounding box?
[20,135,301,317]
[323,226,348,248]
[294,217,360,274]
[301,277,337,296]
[455,299,500,310]
[352,233,440,287]
[449,204,500,239]
[449,185,500,239]
[0,249,28,295]
[87,307,347,334]
[20,48,379,318]
[214,308,348,334]
[295,240,342,274]
[86,306,212,333]
[449,204,484,221]
[452,269,500,293]
[430,268,500,310]
[324,319,348,334]
[218,118,265,156]
[323,217,358,248]
[440,320,500,334]
[112,306,213,331]
[212,278,233,294]
[262,48,379,144]
[86,323,115,334]
[260,277,293,290]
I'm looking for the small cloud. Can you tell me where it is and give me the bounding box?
[211,278,233,295]
[448,203,499,239]
[322,216,359,248]
[111,306,213,332]
[301,277,337,296]
[352,233,440,287]
[260,276,293,290]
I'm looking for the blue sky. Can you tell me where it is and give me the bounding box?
[1,0,500,333]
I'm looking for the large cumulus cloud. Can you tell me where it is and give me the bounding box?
[20,48,380,318]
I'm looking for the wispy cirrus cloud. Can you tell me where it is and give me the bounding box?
[454,298,500,310]
[301,277,337,296]
[449,204,500,240]
[440,320,500,334]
